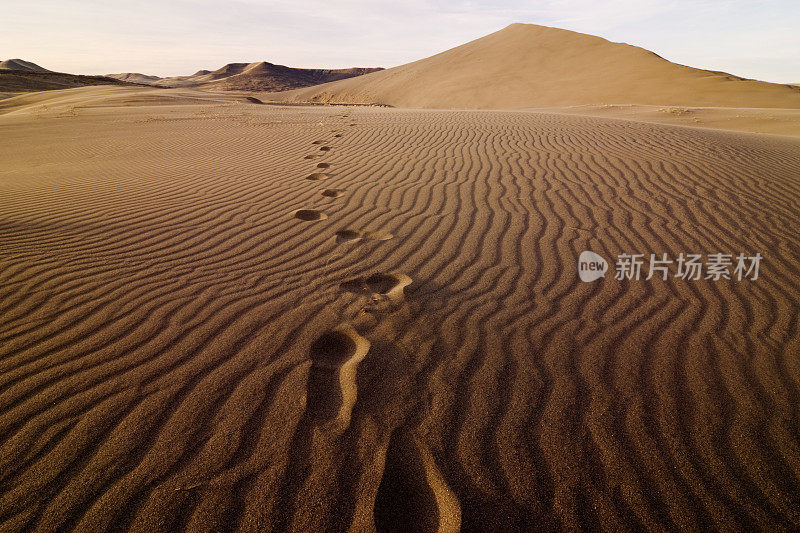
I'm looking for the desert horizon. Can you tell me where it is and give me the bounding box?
[2,3,800,532]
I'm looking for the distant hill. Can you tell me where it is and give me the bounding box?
[105,72,162,85]
[0,60,145,92]
[277,23,800,109]
[107,62,383,91]
[0,59,52,73]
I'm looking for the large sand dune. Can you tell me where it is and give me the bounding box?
[276,23,800,109]
[1,89,799,530]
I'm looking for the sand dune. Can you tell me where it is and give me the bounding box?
[1,89,799,530]
[275,23,800,109]
[108,62,382,92]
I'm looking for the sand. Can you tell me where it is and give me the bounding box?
[275,24,800,110]
[539,104,800,138]
[1,87,799,531]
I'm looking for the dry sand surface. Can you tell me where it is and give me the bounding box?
[539,104,800,138]
[1,87,800,531]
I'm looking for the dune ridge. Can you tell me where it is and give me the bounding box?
[1,97,799,531]
[107,62,383,92]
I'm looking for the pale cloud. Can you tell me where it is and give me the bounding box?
[1,0,797,83]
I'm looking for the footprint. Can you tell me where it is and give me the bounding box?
[335,229,363,243]
[306,173,329,181]
[363,231,393,241]
[304,154,318,160]
[334,228,393,243]
[316,162,331,169]
[321,188,345,198]
[245,96,264,104]
[311,140,324,145]
[334,134,342,138]
[294,209,327,221]
[319,146,331,152]
[340,272,412,304]
[305,325,371,428]
[373,430,461,533]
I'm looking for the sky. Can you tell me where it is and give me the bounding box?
[2,0,798,83]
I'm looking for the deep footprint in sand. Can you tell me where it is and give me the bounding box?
[316,162,331,169]
[334,134,342,138]
[321,188,345,198]
[340,272,413,304]
[374,430,461,533]
[319,146,331,152]
[311,140,325,145]
[294,209,327,221]
[305,325,370,428]
[335,229,363,243]
[306,173,329,181]
[304,154,318,159]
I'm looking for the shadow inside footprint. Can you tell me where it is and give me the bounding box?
[317,162,331,169]
[335,229,363,243]
[294,209,327,221]
[306,173,329,181]
[304,154,318,159]
[308,328,361,368]
[321,188,344,198]
[374,430,461,533]
[312,140,324,145]
[306,326,370,427]
[320,146,331,151]
[365,273,408,294]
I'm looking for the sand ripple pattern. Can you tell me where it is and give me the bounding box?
[1,104,800,531]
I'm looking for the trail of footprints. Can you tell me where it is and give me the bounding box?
[291,116,408,431]
[290,115,458,530]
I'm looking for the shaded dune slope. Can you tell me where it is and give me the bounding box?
[0,59,52,73]
[0,104,799,531]
[278,23,800,109]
